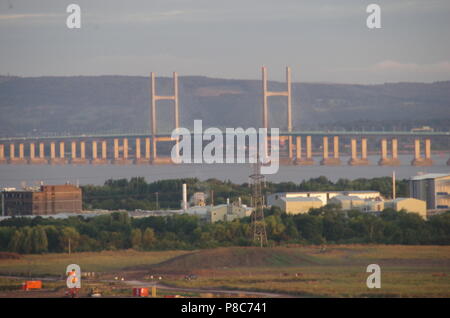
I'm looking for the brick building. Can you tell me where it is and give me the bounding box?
[1,184,82,216]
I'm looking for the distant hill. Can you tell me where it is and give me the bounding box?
[0,75,449,136]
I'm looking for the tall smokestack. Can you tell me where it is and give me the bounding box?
[392,170,396,200]
[182,183,187,210]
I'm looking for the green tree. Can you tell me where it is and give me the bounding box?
[265,214,286,242]
[31,227,48,254]
[142,228,156,250]
[8,230,23,253]
[59,227,81,253]
[20,227,33,254]
[130,228,143,250]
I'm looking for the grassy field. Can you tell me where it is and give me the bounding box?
[0,249,189,276]
[153,245,450,297]
[0,245,449,297]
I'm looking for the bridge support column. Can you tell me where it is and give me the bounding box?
[102,141,107,160]
[392,139,398,161]
[306,136,314,165]
[8,143,26,164]
[31,143,39,161]
[412,138,433,166]
[425,139,431,160]
[13,143,27,164]
[135,138,140,159]
[92,140,108,164]
[9,144,14,161]
[49,141,66,165]
[19,144,24,160]
[50,142,56,160]
[113,139,119,161]
[361,138,367,160]
[295,136,301,163]
[134,138,151,164]
[295,136,314,165]
[348,138,370,165]
[112,138,132,164]
[92,141,97,159]
[152,138,158,161]
[60,142,65,159]
[145,138,151,162]
[71,140,87,165]
[378,138,401,165]
[288,136,293,161]
[39,143,45,160]
[320,136,329,165]
[321,136,341,165]
[71,141,76,160]
[380,139,387,162]
[123,138,128,159]
[0,144,5,164]
[8,144,17,164]
[334,136,340,160]
[80,141,86,159]
[30,143,35,160]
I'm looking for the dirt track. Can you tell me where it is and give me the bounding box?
[119,279,295,298]
[0,275,294,298]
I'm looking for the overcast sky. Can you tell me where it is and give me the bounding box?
[1,0,450,83]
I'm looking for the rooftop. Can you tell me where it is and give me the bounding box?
[331,195,365,201]
[276,190,380,197]
[388,198,424,203]
[281,197,322,202]
[411,173,450,181]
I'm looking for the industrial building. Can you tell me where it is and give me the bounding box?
[190,192,206,206]
[384,198,427,219]
[1,184,82,216]
[269,196,323,215]
[328,195,366,210]
[267,191,381,206]
[409,173,450,210]
[267,191,381,214]
[360,200,385,213]
[207,201,253,223]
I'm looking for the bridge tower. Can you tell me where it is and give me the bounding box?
[262,66,293,163]
[150,72,179,163]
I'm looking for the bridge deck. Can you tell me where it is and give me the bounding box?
[1,130,449,142]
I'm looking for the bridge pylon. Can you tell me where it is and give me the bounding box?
[262,66,294,162]
[150,72,179,164]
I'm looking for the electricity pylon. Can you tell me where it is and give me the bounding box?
[249,160,268,247]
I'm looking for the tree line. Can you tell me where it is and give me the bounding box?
[81,176,408,211]
[0,206,449,254]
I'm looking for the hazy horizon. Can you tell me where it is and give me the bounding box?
[2,73,450,86]
[1,0,450,84]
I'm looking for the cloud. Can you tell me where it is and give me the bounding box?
[0,13,53,20]
[368,60,450,73]
[0,13,63,24]
[82,9,196,25]
[337,60,450,75]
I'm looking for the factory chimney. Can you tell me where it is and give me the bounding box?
[392,171,396,200]
[182,183,188,211]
